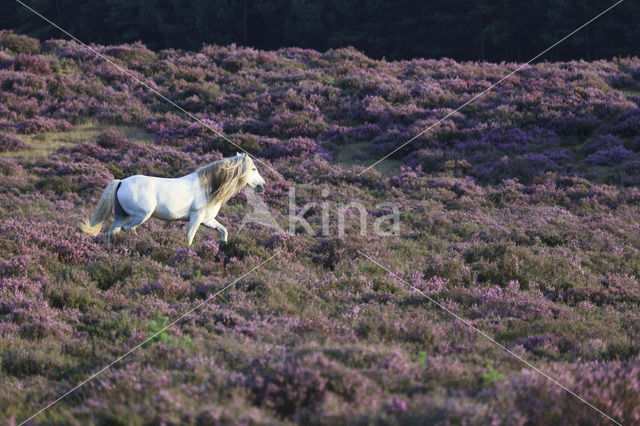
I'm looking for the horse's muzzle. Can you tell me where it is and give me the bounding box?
[255,184,266,192]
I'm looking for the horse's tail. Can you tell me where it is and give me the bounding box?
[80,179,121,236]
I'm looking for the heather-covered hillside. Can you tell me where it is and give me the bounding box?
[1,30,640,424]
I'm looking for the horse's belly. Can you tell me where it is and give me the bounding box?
[154,186,194,220]
[152,204,190,221]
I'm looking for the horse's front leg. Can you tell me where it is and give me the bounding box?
[203,217,228,243]
[186,210,205,246]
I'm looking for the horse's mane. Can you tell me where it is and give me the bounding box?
[197,153,252,205]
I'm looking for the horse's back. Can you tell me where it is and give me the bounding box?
[118,174,198,221]
[117,175,158,216]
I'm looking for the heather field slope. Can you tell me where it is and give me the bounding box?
[2,31,640,424]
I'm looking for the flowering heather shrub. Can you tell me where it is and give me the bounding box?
[3,34,640,424]
[15,117,72,134]
[585,145,633,166]
[322,123,382,144]
[245,350,380,417]
[0,157,25,181]
[265,108,328,138]
[630,136,640,153]
[13,54,51,75]
[0,30,39,54]
[581,134,623,155]
[95,129,131,149]
[196,240,220,261]
[0,50,13,70]
[261,136,329,159]
[104,42,157,67]
[609,108,640,137]
[370,125,412,156]
[0,217,99,264]
[475,150,571,184]
[349,123,382,140]
[143,113,188,133]
[0,132,30,152]
[263,232,307,256]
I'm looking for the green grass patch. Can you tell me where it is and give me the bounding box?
[0,121,152,159]
[332,141,402,175]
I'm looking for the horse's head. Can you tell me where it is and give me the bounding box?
[241,153,266,192]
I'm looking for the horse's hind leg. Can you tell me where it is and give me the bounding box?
[123,213,152,232]
[107,216,127,242]
[107,186,128,243]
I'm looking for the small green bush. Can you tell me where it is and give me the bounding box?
[88,262,133,290]
[0,31,39,54]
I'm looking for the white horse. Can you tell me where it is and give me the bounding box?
[81,153,266,245]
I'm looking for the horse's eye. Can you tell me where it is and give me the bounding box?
[252,168,257,171]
